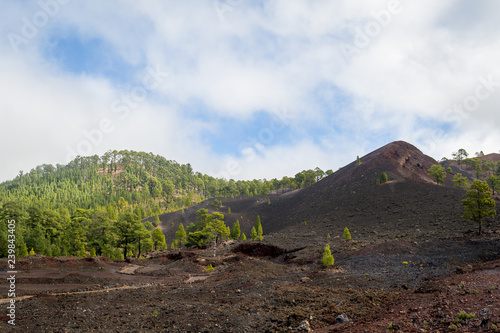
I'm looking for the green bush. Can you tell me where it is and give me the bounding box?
[343,227,351,241]
[379,171,388,183]
[322,244,334,267]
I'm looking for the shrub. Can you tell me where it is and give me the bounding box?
[457,311,475,323]
[379,171,388,184]
[322,244,334,267]
[343,227,351,241]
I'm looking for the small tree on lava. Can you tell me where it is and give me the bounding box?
[462,180,496,235]
[322,244,334,267]
[203,212,230,257]
[343,227,352,241]
[428,164,447,185]
[379,171,388,184]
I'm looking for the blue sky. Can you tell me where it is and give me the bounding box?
[1,1,500,182]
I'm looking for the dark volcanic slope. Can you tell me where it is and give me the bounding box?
[157,141,485,246]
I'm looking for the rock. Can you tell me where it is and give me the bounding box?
[335,313,349,324]
[300,277,311,283]
[297,319,311,331]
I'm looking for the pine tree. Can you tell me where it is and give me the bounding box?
[379,171,388,184]
[230,220,241,240]
[453,173,469,189]
[250,226,257,240]
[152,228,166,250]
[327,233,330,238]
[29,248,35,255]
[203,212,229,257]
[462,180,496,235]
[256,215,263,241]
[356,156,361,165]
[343,227,352,241]
[175,223,187,249]
[228,207,231,213]
[428,164,447,185]
[322,244,334,267]
[78,244,87,257]
[241,233,247,240]
[90,247,97,257]
[154,215,160,226]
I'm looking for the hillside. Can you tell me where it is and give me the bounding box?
[0,150,328,216]
[0,149,329,259]
[1,140,499,332]
[157,141,485,248]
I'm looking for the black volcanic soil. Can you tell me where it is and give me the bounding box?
[1,141,499,332]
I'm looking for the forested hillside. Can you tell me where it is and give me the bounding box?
[0,150,331,259]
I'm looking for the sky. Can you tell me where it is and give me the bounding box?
[1,0,500,182]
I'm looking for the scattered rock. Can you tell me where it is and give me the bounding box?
[297,319,311,331]
[335,313,349,324]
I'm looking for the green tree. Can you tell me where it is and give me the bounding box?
[486,175,499,195]
[356,156,361,165]
[90,247,97,257]
[428,164,447,185]
[241,232,247,240]
[250,226,257,240]
[322,244,334,267]
[379,171,388,184]
[115,212,140,259]
[452,149,468,164]
[152,228,167,250]
[185,231,209,248]
[255,215,263,241]
[343,227,351,241]
[203,212,229,257]
[230,220,241,240]
[141,238,154,253]
[154,215,160,226]
[175,223,187,248]
[462,180,496,235]
[133,222,151,256]
[77,244,86,257]
[453,173,469,189]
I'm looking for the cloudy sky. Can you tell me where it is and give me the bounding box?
[1,0,500,182]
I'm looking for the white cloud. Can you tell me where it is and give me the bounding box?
[1,0,500,183]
